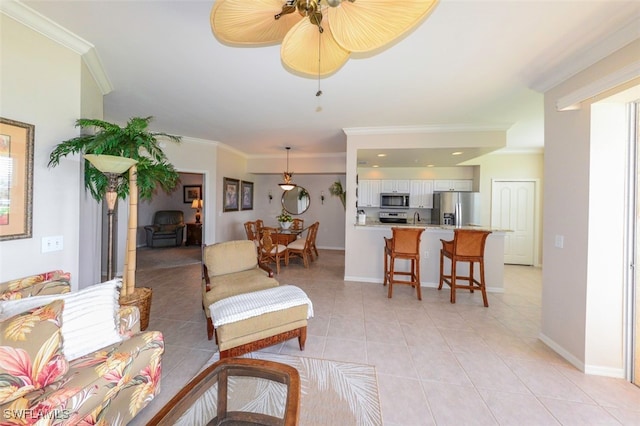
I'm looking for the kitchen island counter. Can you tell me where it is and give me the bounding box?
[345,222,508,294]
[354,220,511,233]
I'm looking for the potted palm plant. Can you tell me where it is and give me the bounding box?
[48,116,181,329]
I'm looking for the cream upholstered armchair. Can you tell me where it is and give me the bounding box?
[201,240,279,340]
[144,210,185,247]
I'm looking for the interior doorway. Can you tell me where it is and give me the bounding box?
[490,180,537,265]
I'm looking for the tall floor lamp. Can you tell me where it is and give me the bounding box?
[84,154,137,280]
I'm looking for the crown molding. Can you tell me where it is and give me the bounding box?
[492,146,544,155]
[247,152,347,160]
[556,60,640,111]
[532,16,640,93]
[343,123,512,136]
[1,0,113,95]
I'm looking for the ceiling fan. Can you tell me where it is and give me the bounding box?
[211,0,439,81]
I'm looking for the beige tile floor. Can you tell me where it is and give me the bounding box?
[130,249,640,425]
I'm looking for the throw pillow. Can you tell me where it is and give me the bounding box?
[0,299,68,404]
[0,279,123,361]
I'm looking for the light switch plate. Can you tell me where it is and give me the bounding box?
[42,236,64,253]
[554,235,564,249]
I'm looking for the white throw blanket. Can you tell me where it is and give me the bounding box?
[210,285,313,326]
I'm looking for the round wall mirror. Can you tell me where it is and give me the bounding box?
[281,186,310,215]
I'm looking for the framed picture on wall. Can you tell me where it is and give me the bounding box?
[223,177,239,212]
[183,185,202,204]
[0,117,34,241]
[241,181,253,211]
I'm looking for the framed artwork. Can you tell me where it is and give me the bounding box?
[241,181,254,211]
[223,177,239,212]
[183,185,202,204]
[0,117,34,241]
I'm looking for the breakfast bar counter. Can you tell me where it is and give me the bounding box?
[345,221,509,293]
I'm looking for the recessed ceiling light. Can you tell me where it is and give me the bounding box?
[427,164,435,167]
[372,165,379,168]
[377,154,387,157]
[452,151,463,156]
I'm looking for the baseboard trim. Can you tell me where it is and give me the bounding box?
[538,332,585,372]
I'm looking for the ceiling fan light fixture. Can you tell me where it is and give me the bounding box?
[297,0,318,17]
[210,0,440,80]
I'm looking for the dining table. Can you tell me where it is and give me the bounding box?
[268,227,306,245]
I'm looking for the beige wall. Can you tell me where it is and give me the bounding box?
[0,16,95,289]
[250,173,347,250]
[542,40,639,376]
[467,151,544,264]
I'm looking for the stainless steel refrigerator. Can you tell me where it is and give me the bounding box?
[432,192,481,226]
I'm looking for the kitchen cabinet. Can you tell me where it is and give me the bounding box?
[380,179,410,193]
[433,179,473,192]
[358,180,381,207]
[409,180,434,208]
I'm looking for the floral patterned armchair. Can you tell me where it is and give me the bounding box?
[0,273,164,425]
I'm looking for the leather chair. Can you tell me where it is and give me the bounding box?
[438,229,492,307]
[144,210,186,247]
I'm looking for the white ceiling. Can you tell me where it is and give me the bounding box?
[17,0,640,163]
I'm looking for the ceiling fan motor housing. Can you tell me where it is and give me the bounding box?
[297,0,318,16]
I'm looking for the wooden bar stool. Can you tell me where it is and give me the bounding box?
[438,229,492,307]
[383,227,425,300]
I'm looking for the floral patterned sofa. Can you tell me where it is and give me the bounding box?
[0,270,71,301]
[0,272,164,425]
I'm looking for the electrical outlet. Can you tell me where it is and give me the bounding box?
[42,236,64,253]
[424,250,430,259]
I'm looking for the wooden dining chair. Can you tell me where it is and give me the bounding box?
[287,222,318,268]
[258,227,289,274]
[309,221,319,259]
[439,229,491,307]
[291,218,304,231]
[244,221,258,241]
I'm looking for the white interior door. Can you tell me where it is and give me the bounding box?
[491,180,535,265]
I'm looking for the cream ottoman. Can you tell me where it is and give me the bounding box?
[210,285,313,358]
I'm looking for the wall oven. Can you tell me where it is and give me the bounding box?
[380,193,410,209]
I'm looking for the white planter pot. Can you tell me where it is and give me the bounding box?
[280,221,292,230]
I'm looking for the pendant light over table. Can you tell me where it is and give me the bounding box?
[279,146,296,191]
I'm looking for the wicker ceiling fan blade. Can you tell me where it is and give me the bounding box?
[211,0,302,45]
[281,18,351,77]
[327,0,440,52]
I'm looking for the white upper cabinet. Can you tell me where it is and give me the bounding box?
[409,180,434,208]
[433,179,474,192]
[380,180,410,193]
[357,180,381,207]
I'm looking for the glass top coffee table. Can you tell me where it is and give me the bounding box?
[147,357,300,426]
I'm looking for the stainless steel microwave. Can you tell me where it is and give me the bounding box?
[380,193,410,209]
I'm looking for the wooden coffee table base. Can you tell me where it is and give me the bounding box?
[219,326,307,359]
